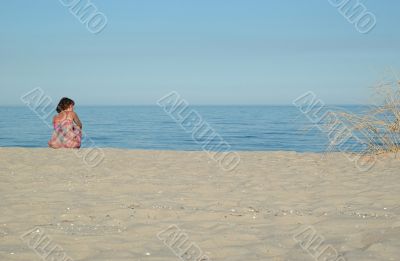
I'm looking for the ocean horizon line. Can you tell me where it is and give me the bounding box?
[0,104,373,107]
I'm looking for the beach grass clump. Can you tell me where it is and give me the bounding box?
[325,80,400,156]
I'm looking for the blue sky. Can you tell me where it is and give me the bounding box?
[1,0,399,105]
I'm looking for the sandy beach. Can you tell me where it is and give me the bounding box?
[0,148,399,261]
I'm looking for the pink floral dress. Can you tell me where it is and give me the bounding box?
[48,116,82,149]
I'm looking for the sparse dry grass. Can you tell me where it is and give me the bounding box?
[325,80,400,156]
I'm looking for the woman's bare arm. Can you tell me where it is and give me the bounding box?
[72,112,83,129]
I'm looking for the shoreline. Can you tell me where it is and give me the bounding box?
[0,146,370,153]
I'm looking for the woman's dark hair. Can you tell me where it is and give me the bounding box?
[56,97,75,113]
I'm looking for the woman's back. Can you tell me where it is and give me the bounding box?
[48,98,82,149]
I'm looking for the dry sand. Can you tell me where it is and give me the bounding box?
[0,148,399,261]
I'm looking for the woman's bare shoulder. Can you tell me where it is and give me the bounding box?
[70,111,79,117]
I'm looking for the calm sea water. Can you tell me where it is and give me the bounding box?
[0,106,367,152]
